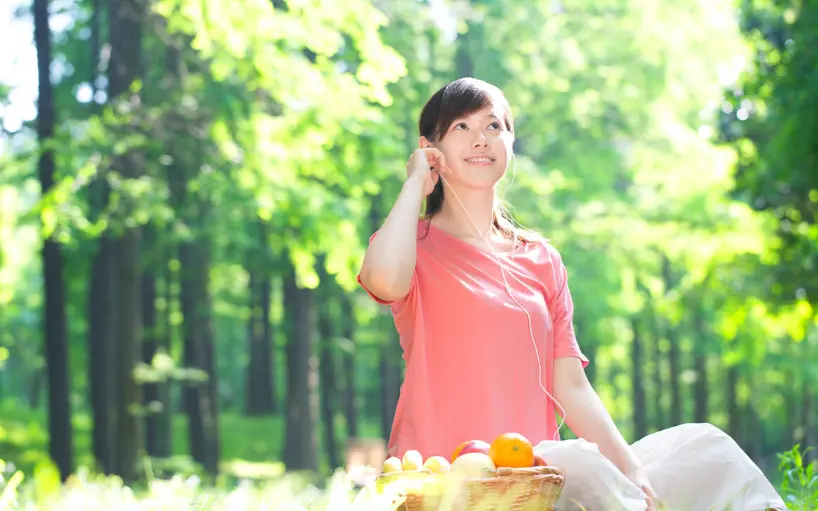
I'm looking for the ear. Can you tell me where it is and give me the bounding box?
[419,136,434,149]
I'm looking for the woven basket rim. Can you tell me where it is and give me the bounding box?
[377,465,564,481]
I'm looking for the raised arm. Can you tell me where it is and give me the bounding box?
[359,147,448,302]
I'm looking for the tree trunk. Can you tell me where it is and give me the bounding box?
[34,0,74,479]
[106,0,145,480]
[649,312,665,430]
[261,274,276,412]
[380,328,401,442]
[802,339,814,463]
[201,266,221,469]
[109,225,142,481]
[340,296,358,439]
[152,252,173,458]
[179,214,220,475]
[692,305,708,423]
[726,360,741,445]
[379,346,392,442]
[246,267,263,414]
[245,218,276,415]
[245,261,275,415]
[661,257,683,426]
[88,234,114,472]
[746,404,763,467]
[179,240,204,466]
[258,220,276,413]
[667,327,682,425]
[141,232,162,457]
[318,292,340,470]
[282,260,319,471]
[630,318,647,440]
[86,0,113,471]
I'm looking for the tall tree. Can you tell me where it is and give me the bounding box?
[141,225,169,457]
[282,258,319,471]
[340,296,359,439]
[33,0,74,481]
[245,220,276,416]
[317,286,340,470]
[107,0,146,481]
[86,0,114,464]
[662,258,683,426]
[692,301,710,424]
[630,318,647,440]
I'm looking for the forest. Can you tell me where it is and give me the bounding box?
[0,0,816,509]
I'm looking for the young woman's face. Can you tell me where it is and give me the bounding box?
[428,105,514,191]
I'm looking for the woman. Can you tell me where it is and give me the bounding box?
[357,78,786,510]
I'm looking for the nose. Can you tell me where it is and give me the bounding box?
[472,130,489,147]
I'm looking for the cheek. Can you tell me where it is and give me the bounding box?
[500,134,514,156]
[437,143,462,166]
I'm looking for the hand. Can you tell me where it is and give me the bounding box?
[405,147,449,196]
[624,465,661,511]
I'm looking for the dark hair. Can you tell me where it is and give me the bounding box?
[418,78,540,245]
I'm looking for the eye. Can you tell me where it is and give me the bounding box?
[453,122,468,130]
[488,121,502,130]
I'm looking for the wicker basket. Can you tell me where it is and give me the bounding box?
[382,466,565,511]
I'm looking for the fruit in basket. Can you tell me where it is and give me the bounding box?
[450,452,496,478]
[382,456,403,473]
[488,432,534,468]
[533,454,548,467]
[450,439,491,462]
[423,455,451,473]
[402,449,424,471]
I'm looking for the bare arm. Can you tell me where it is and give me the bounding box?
[553,357,642,474]
[359,148,448,302]
[359,176,425,302]
[553,357,659,508]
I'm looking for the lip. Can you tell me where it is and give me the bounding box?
[463,156,496,165]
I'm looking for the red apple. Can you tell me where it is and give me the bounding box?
[533,454,548,467]
[451,440,491,462]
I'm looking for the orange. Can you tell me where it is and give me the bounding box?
[488,432,534,468]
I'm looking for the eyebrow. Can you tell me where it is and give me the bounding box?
[453,113,502,124]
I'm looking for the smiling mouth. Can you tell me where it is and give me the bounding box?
[464,157,496,164]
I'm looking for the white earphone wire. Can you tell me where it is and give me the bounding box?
[436,159,567,442]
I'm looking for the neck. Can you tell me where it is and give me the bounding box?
[434,183,497,240]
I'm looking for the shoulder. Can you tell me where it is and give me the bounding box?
[520,239,571,293]
[523,237,565,266]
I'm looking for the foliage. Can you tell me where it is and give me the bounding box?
[0,455,814,511]
[777,445,818,511]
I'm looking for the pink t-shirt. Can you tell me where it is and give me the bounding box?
[357,220,589,459]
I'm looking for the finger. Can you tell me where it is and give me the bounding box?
[425,148,447,173]
[428,157,442,174]
[431,149,449,173]
[643,485,661,509]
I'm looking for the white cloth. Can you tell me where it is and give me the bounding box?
[534,423,787,511]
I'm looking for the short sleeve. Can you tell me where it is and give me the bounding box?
[356,231,418,309]
[547,245,590,368]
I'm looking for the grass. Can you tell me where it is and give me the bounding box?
[0,452,815,511]
[0,399,382,479]
[0,400,815,510]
